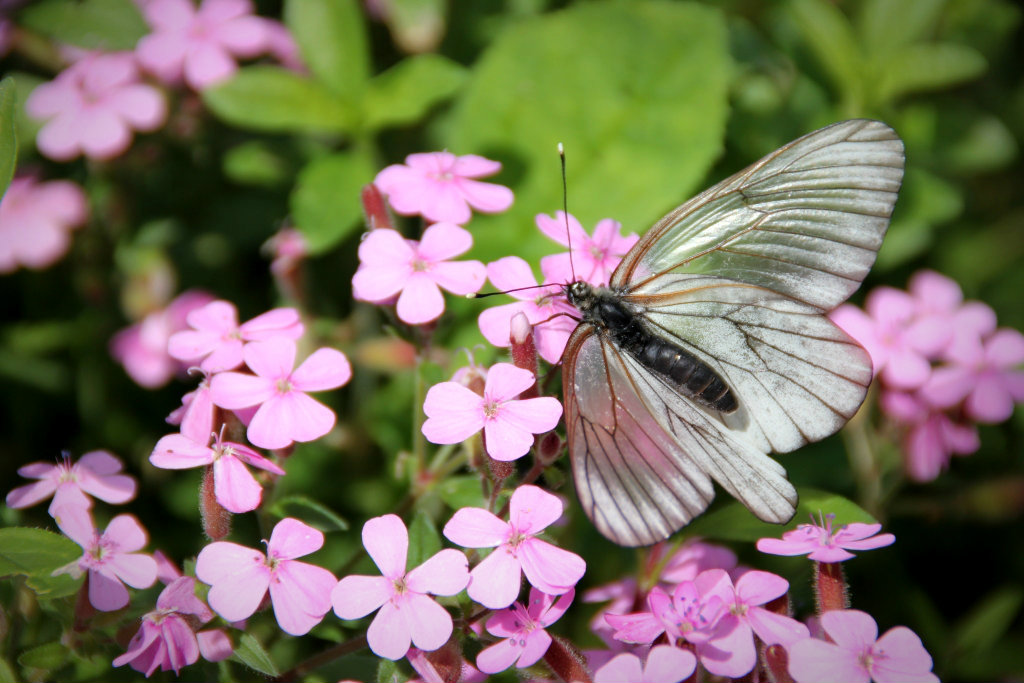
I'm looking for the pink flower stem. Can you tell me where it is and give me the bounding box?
[764,643,795,683]
[200,465,231,541]
[543,634,592,683]
[814,561,850,614]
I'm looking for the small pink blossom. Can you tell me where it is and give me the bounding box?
[374,151,514,224]
[594,645,697,683]
[209,337,351,449]
[7,450,137,513]
[168,300,304,372]
[26,52,166,161]
[332,514,469,660]
[196,517,336,635]
[788,610,938,683]
[0,177,87,273]
[880,390,980,482]
[605,580,724,648]
[756,513,895,563]
[422,363,562,462]
[477,256,578,364]
[352,223,486,325]
[476,587,574,674]
[113,576,232,677]
[53,505,158,611]
[136,0,269,90]
[110,290,216,389]
[443,485,586,609]
[150,428,285,513]
[536,212,638,286]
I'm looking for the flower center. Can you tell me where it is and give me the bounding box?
[411,257,431,273]
[483,398,502,419]
[276,378,293,394]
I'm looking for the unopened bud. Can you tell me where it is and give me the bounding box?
[764,644,795,683]
[510,312,539,399]
[814,560,850,613]
[538,431,563,465]
[361,184,394,231]
[543,634,592,683]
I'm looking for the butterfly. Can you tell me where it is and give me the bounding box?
[561,119,905,547]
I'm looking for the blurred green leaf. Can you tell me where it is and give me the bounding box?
[203,66,356,134]
[223,141,292,187]
[857,0,945,56]
[17,642,69,671]
[951,586,1024,658]
[943,114,1017,174]
[407,509,441,570]
[877,168,962,269]
[269,495,349,532]
[18,0,147,50]
[0,77,17,196]
[290,150,375,254]
[363,54,468,131]
[285,0,370,98]
[437,475,487,511]
[444,0,731,264]
[232,633,279,677]
[380,0,447,53]
[376,657,407,683]
[0,528,82,597]
[877,42,986,103]
[9,72,45,151]
[787,0,864,108]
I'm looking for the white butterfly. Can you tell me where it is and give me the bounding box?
[561,119,905,546]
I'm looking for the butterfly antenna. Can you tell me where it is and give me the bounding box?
[559,142,577,283]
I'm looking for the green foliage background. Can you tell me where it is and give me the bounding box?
[1,0,1023,680]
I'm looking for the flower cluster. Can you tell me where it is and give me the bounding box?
[0,176,87,273]
[832,270,1024,481]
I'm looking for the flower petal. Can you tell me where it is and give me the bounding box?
[268,560,335,635]
[406,548,468,596]
[363,514,408,579]
[332,574,391,619]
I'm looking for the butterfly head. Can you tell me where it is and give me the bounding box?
[565,280,596,312]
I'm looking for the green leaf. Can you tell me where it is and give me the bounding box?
[18,0,147,51]
[290,150,375,254]
[0,78,16,197]
[437,475,487,510]
[18,642,69,671]
[223,141,292,187]
[269,495,349,532]
[406,510,441,570]
[951,586,1024,657]
[876,42,987,104]
[232,633,279,677]
[687,488,877,543]
[443,0,731,265]
[0,527,82,597]
[379,0,447,53]
[376,657,407,683]
[786,0,864,107]
[285,0,370,98]
[856,0,945,56]
[363,54,468,131]
[203,66,355,134]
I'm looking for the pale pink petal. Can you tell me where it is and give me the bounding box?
[417,222,473,262]
[457,178,514,214]
[332,574,392,618]
[108,553,159,589]
[594,653,644,683]
[103,514,148,553]
[605,610,667,644]
[248,392,335,448]
[357,228,414,266]
[748,608,810,647]
[267,518,323,560]
[443,507,508,548]
[485,363,538,403]
[919,365,973,409]
[499,396,563,435]
[168,329,219,362]
[536,211,585,247]
[244,337,296,379]
[363,514,408,579]
[212,456,262,513]
[406,548,468,596]
[290,347,351,391]
[396,274,445,324]
[518,539,585,594]
[209,371,275,409]
[184,43,238,89]
[195,541,264,584]
[644,644,696,682]
[136,32,189,79]
[821,610,878,651]
[7,479,58,508]
[106,84,166,130]
[268,560,335,635]
[404,592,454,651]
[476,637,523,674]
[352,263,409,302]
[79,108,132,160]
[90,567,130,611]
[788,637,868,683]
[418,182,471,224]
[17,461,58,478]
[367,601,412,659]
[150,433,214,469]
[880,349,931,389]
[517,628,552,668]
[486,256,540,293]
[909,270,962,311]
[451,154,502,177]
[239,308,302,340]
[478,302,526,348]
[871,627,938,683]
[430,260,486,296]
[37,114,84,161]
[467,547,522,609]
[77,450,124,475]
[966,375,1014,423]
[52,505,96,548]
[701,617,756,678]
[197,629,233,662]
[482,415,534,461]
[202,339,245,372]
[734,570,789,605]
[212,15,267,55]
[230,443,285,474]
[421,382,485,444]
[203,568,270,622]
[509,485,564,535]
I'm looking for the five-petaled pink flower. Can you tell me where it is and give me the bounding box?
[788,610,938,683]
[209,337,351,449]
[168,300,304,372]
[374,151,514,224]
[443,485,585,609]
[594,645,697,683]
[605,580,724,649]
[113,576,232,677]
[477,256,578,364]
[196,517,336,635]
[756,513,895,562]
[53,505,158,611]
[536,212,638,287]
[880,390,979,482]
[331,514,469,660]
[476,587,574,674]
[136,0,269,90]
[7,450,137,514]
[26,52,166,161]
[150,428,285,513]
[0,176,88,274]
[422,363,562,462]
[352,223,486,325]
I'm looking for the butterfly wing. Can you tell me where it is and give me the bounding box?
[563,324,797,547]
[611,119,904,311]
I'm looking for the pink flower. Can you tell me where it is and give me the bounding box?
[113,576,232,677]
[53,505,158,611]
[477,256,578,364]
[476,587,574,674]
[352,223,486,325]
[536,212,638,286]
[7,450,137,513]
[443,485,586,609]
[110,290,216,389]
[788,610,938,683]
[168,300,304,372]
[605,581,724,648]
[0,177,87,273]
[166,372,216,443]
[374,151,514,224]
[422,363,562,462]
[150,428,285,513]
[209,337,351,449]
[136,0,269,90]
[196,517,336,635]
[26,52,166,161]
[331,514,469,660]
[880,390,980,482]
[594,645,697,683]
[756,513,895,562]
